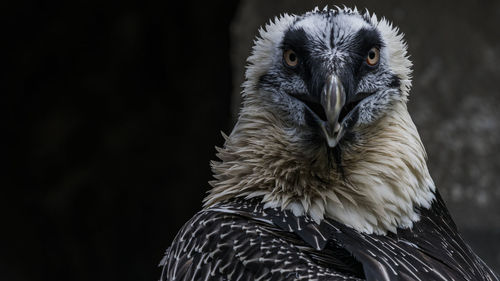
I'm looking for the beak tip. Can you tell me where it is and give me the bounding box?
[321,123,340,148]
[321,122,345,148]
[326,138,338,148]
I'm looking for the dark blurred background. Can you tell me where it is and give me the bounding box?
[2,1,499,280]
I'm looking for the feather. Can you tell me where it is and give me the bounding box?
[161,196,499,281]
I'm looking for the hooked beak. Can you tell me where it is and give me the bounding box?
[320,74,346,147]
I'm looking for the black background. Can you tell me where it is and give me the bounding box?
[3,1,239,280]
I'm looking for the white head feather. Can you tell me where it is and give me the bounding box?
[205,7,435,235]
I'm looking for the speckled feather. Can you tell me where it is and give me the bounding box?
[159,200,363,281]
[160,193,499,281]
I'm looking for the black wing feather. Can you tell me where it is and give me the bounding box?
[160,193,499,281]
[160,207,362,281]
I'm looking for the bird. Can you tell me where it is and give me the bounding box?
[159,6,500,281]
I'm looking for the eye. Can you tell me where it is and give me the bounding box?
[284,49,298,67]
[366,47,380,66]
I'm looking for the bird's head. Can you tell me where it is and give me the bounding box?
[208,7,434,234]
[244,7,412,149]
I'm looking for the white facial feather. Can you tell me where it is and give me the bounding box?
[204,8,435,235]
